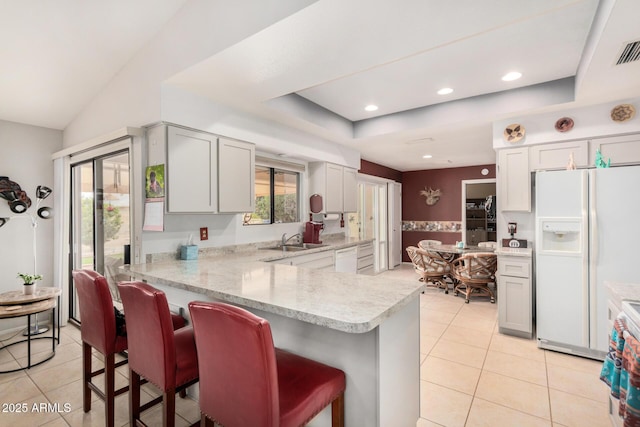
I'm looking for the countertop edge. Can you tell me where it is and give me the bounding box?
[121,264,425,334]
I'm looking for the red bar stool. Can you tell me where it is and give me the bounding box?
[118,281,199,427]
[188,301,346,427]
[72,269,128,427]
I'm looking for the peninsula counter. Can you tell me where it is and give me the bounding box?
[121,255,423,426]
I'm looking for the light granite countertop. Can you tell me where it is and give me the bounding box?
[606,281,640,309]
[123,237,425,334]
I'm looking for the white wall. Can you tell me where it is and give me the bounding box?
[0,120,62,328]
[62,0,318,148]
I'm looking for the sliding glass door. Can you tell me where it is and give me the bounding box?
[69,150,130,321]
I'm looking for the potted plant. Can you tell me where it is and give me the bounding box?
[18,273,42,295]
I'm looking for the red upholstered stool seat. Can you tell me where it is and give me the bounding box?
[189,301,346,427]
[118,281,199,427]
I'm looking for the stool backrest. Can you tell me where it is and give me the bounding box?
[118,281,177,390]
[72,269,118,354]
[189,301,279,426]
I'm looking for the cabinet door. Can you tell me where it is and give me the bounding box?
[529,141,588,171]
[589,134,640,166]
[342,167,358,212]
[498,273,532,336]
[167,126,217,213]
[498,148,530,212]
[325,163,344,213]
[218,138,255,213]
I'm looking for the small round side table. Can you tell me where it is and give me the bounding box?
[0,287,61,373]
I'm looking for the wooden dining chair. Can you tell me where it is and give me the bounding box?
[451,252,498,303]
[406,246,452,292]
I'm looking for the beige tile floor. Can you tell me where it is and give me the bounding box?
[0,264,612,426]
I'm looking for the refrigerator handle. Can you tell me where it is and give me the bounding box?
[582,171,590,346]
[589,170,598,264]
[588,169,598,348]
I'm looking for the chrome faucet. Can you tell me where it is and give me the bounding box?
[281,233,301,246]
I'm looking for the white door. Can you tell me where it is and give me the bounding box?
[591,166,640,352]
[388,182,402,268]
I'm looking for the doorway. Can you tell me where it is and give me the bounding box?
[69,150,131,322]
[461,179,496,246]
[348,177,389,273]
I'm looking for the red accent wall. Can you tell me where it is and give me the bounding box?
[402,164,496,261]
[359,159,402,182]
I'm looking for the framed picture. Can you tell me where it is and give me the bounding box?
[146,164,165,199]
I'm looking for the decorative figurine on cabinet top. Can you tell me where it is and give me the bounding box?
[595,149,611,168]
[566,152,576,170]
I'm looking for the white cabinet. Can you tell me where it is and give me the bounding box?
[529,140,588,171]
[218,137,255,213]
[309,162,358,213]
[357,242,375,275]
[497,254,532,338]
[271,250,335,270]
[589,134,640,166]
[342,167,358,213]
[167,126,217,213]
[498,147,530,212]
[165,126,255,214]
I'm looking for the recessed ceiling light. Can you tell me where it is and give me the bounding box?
[422,154,433,159]
[437,87,453,95]
[364,104,378,112]
[502,71,522,82]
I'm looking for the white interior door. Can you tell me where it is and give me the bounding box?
[388,182,402,268]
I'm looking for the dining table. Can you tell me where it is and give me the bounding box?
[427,243,496,255]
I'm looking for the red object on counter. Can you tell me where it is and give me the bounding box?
[303,221,323,244]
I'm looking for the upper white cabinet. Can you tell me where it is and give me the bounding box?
[167,126,217,213]
[218,137,255,213]
[589,134,640,166]
[529,140,588,171]
[309,162,358,213]
[165,126,255,214]
[498,147,530,212]
[342,167,358,213]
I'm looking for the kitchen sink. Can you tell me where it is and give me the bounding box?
[259,243,329,251]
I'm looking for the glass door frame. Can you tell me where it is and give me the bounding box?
[69,148,131,322]
[53,133,144,327]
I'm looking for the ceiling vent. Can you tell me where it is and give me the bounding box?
[616,40,640,65]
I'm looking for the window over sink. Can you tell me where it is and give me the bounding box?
[243,166,300,225]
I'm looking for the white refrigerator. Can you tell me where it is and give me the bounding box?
[535,166,640,360]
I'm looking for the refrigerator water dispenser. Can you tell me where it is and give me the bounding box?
[539,219,581,253]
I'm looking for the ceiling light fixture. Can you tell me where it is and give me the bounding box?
[502,71,522,82]
[364,104,378,112]
[437,87,453,95]
[422,154,433,159]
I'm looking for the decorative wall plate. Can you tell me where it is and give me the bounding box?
[555,117,574,132]
[611,104,636,122]
[503,123,525,143]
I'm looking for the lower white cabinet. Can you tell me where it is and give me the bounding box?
[271,250,335,270]
[497,254,532,338]
[357,242,375,275]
